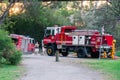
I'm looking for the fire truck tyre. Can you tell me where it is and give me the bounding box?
[61,52,68,57]
[47,46,55,56]
[77,48,85,58]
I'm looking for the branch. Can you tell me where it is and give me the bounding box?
[0,1,15,25]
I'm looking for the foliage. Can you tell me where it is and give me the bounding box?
[9,50,22,65]
[108,0,120,20]
[81,9,97,29]
[0,29,22,65]
[0,30,12,52]
[111,22,120,48]
[0,17,15,33]
[0,57,6,65]
[105,0,120,48]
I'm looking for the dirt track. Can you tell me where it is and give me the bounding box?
[19,54,106,80]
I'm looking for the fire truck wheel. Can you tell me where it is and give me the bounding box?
[61,52,68,57]
[46,46,55,56]
[77,48,85,58]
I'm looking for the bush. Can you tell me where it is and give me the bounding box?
[0,29,22,65]
[9,50,22,65]
[0,56,6,67]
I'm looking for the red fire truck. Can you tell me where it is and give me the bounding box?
[10,34,35,53]
[43,26,115,58]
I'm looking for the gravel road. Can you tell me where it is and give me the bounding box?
[19,54,106,80]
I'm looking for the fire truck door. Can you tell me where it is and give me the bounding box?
[72,36,79,45]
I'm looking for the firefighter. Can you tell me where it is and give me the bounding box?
[111,39,116,59]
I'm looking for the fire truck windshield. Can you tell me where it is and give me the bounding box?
[45,29,51,37]
[65,29,73,33]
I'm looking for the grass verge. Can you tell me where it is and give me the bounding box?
[116,51,120,57]
[83,58,120,80]
[0,65,23,80]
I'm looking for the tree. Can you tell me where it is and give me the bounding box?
[9,1,71,45]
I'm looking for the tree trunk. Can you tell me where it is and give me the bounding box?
[0,1,15,25]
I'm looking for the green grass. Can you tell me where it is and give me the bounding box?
[84,59,120,80]
[116,51,120,57]
[0,65,22,80]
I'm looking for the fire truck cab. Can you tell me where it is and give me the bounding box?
[43,26,115,58]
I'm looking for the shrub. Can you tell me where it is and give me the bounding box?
[9,50,22,65]
[0,57,6,64]
[0,29,22,65]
